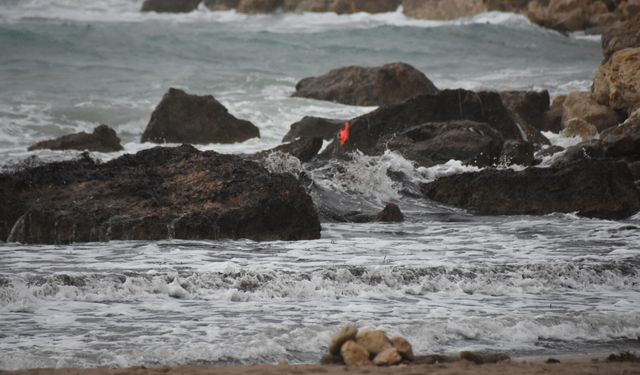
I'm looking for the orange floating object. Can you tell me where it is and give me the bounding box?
[339,121,350,146]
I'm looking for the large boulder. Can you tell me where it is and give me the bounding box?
[321,89,540,160]
[562,91,622,132]
[527,0,613,32]
[386,120,504,168]
[141,88,260,144]
[282,116,344,142]
[421,159,640,220]
[602,14,640,61]
[592,47,640,114]
[293,63,439,107]
[283,0,401,13]
[402,0,487,20]
[498,90,551,145]
[141,0,201,12]
[0,145,320,243]
[28,124,123,153]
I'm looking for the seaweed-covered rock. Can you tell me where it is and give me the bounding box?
[1,145,320,243]
[141,88,260,144]
[28,125,123,153]
[421,159,640,219]
[293,63,438,106]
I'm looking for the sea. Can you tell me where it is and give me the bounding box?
[1,0,639,370]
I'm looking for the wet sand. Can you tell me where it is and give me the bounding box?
[4,356,639,375]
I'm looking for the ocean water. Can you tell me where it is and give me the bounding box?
[1,0,639,370]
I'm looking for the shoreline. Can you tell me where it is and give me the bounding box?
[3,354,639,375]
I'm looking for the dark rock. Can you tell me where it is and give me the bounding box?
[546,358,561,364]
[237,0,281,13]
[333,204,405,223]
[484,0,530,12]
[141,88,260,145]
[460,351,510,365]
[500,139,536,166]
[321,89,530,160]
[250,137,323,163]
[375,203,404,222]
[320,353,345,365]
[28,125,123,153]
[607,351,640,362]
[284,0,401,13]
[535,145,565,158]
[282,116,344,142]
[293,63,439,107]
[141,0,201,12]
[413,355,459,365]
[543,95,566,133]
[386,120,504,168]
[1,145,320,243]
[600,111,640,161]
[204,0,239,10]
[421,159,640,220]
[628,161,640,180]
[602,14,640,61]
[499,90,551,144]
[553,140,606,165]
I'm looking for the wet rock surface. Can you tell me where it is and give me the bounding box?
[1,145,321,243]
[250,137,323,163]
[282,116,344,142]
[293,63,439,107]
[421,159,640,219]
[28,124,123,153]
[498,90,550,145]
[141,88,260,145]
[141,0,201,12]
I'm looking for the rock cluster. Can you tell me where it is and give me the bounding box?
[323,325,415,367]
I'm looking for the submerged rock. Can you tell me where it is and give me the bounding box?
[402,0,487,20]
[293,63,438,106]
[141,88,260,145]
[28,124,123,153]
[282,116,344,142]
[592,47,640,114]
[1,145,320,243]
[421,159,640,220]
[141,0,201,12]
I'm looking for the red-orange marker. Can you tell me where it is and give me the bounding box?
[339,121,350,146]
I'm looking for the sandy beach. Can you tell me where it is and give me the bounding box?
[3,356,640,375]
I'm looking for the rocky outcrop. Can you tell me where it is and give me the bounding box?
[141,88,260,145]
[402,0,487,20]
[141,0,201,12]
[498,90,551,145]
[562,91,622,133]
[386,120,504,168]
[527,0,614,32]
[321,89,544,160]
[421,159,640,220]
[602,14,640,61]
[592,47,640,114]
[28,125,123,153]
[250,137,323,162]
[282,116,344,142]
[293,63,439,107]
[1,145,320,243]
[282,0,401,13]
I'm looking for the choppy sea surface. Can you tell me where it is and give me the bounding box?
[1,0,639,370]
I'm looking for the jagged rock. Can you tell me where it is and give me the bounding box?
[592,47,640,113]
[250,138,323,163]
[28,124,123,153]
[600,110,640,161]
[391,337,414,361]
[204,0,240,10]
[1,145,321,243]
[341,341,371,367]
[562,117,600,140]
[355,330,393,356]
[141,88,260,144]
[282,116,344,142]
[500,139,535,166]
[375,203,404,222]
[283,0,401,13]
[602,14,640,61]
[237,0,281,13]
[141,0,201,12]
[293,63,438,106]
[402,0,487,20]
[499,90,551,145]
[373,348,402,366]
[527,0,613,32]
[386,120,505,168]
[328,325,358,356]
[562,91,621,132]
[460,351,511,364]
[421,159,640,220]
[543,95,566,133]
[321,89,537,161]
